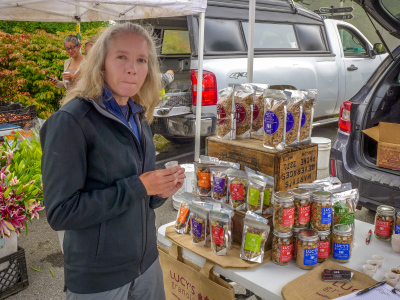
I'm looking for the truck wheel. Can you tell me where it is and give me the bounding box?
[164,136,194,144]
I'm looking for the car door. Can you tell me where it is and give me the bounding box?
[338,25,382,101]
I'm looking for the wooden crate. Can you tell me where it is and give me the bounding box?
[232,210,273,251]
[206,135,318,191]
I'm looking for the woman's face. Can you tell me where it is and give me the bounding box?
[64,41,81,58]
[85,42,94,54]
[104,32,149,105]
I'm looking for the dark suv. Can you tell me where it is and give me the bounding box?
[330,0,400,210]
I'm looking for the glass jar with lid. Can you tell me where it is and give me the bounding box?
[331,224,353,263]
[272,229,293,266]
[317,229,331,263]
[374,205,395,241]
[296,229,319,270]
[273,191,295,232]
[293,188,311,228]
[311,191,332,231]
[292,227,303,259]
[396,211,400,235]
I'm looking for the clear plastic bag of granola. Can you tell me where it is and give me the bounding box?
[240,211,270,262]
[189,201,212,247]
[257,171,275,215]
[227,169,248,210]
[234,84,254,139]
[298,177,342,192]
[250,84,270,135]
[199,155,219,164]
[216,160,240,169]
[217,87,235,140]
[246,174,265,215]
[194,161,216,196]
[299,89,318,145]
[209,210,230,255]
[210,166,230,203]
[263,89,288,150]
[332,188,359,229]
[174,193,199,234]
[284,90,305,147]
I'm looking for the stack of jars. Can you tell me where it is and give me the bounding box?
[271,189,354,269]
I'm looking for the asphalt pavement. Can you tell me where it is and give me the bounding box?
[9,123,376,300]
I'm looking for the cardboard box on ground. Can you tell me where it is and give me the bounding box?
[363,122,400,171]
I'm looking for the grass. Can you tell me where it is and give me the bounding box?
[153,134,172,152]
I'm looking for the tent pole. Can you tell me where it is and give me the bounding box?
[194,11,205,162]
[247,0,255,83]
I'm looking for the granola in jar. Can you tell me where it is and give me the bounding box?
[311,191,332,231]
[246,175,265,214]
[331,224,353,263]
[263,89,288,150]
[227,169,248,210]
[293,188,311,228]
[292,227,303,260]
[317,229,331,263]
[299,89,317,144]
[217,87,235,140]
[240,211,270,263]
[234,84,254,138]
[273,191,295,232]
[272,229,293,266]
[396,211,400,234]
[374,205,395,241]
[296,229,319,270]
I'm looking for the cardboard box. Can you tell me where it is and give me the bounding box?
[206,136,318,191]
[363,122,400,171]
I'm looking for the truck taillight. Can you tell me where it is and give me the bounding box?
[191,70,218,106]
[330,159,336,177]
[339,100,352,133]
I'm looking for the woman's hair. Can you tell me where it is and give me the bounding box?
[84,33,100,46]
[63,35,80,47]
[62,23,161,123]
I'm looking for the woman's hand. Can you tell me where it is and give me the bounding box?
[62,72,73,82]
[49,77,59,86]
[139,166,185,198]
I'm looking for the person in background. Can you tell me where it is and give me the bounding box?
[83,34,98,55]
[48,35,85,89]
[161,69,174,88]
[40,23,185,299]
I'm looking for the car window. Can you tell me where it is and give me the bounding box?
[162,30,190,54]
[204,19,246,52]
[337,27,367,57]
[381,0,400,21]
[295,25,328,51]
[241,22,298,49]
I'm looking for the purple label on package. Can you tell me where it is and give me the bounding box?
[301,111,306,128]
[191,218,203,238]
[321,207,332,224]
[396,224,400,234]
[213,177,226,194]
[264,111,279,135]
[286,111,294,132]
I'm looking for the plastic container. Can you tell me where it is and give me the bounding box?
[317,229,331,263]
[362,264,376,277]
[311,191,332,231]
[331,224,353,263]
[311,137,331,170]
[374,205,395,241]
[273,191,295,232]
[395,211,400,234]
[165,161,179,169]
[272,229,293,266]
[385,272,400,287]
[296,229,319,270]
[180,164,195,193]
[371,254,385,267]
[292,188,311,228]
[392,234,400,253]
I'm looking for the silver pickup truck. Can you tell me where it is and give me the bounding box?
[147,0,387,143]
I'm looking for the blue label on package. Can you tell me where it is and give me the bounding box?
[396,224,400,234]
[333,242,350,260]
[264,111,279,135]
[286,111,294,132]
[213,177,226,194]
[191,218,203,238]
[321,207,332,224]
[301,111,306,128]
[303,248,318,266]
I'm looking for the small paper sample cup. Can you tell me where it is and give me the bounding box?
[362,264,376,277]
[385,272,400,287]
[165,161,179,169]
[366,259,379,268]
[390,268,400,275]
[392,234,400,252]
[371,255,385,267]
[62,72,71,83]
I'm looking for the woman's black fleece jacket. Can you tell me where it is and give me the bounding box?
[40,95,167,294]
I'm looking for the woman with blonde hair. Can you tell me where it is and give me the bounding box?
[40,22,185,300]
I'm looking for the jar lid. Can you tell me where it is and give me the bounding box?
[317,229,331,236]
[292,188,309,196]
[333,224,352,235]
[312,190,331,201]
[293,227,304,233]
[275,191,294,202]
[273,229,293,238]
[377,205,395,216]
[298,229,318,242]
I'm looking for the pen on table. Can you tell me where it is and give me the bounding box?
[366,229,372,245]
[356,281,386,295]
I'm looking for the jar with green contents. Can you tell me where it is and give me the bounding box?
[273,191,295,232]
[374,205,395,241]
[311,191,332,231]
[293,188,311,228]
[331,224,353,263]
